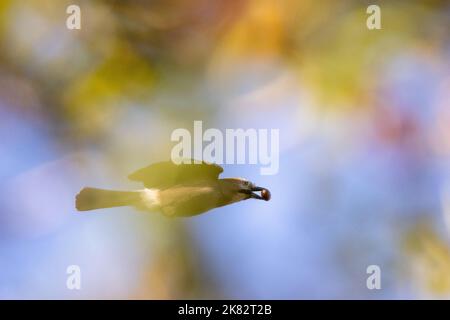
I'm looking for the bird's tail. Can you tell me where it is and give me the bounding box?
[75,187,141,212]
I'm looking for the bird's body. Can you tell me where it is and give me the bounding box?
[159,183,219,217]
[76,160,270,217]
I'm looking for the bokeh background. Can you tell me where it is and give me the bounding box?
[0,0,449,299]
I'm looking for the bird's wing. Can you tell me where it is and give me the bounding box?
[128,160,224,189]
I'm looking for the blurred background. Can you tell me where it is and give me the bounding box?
[0,0,449,299]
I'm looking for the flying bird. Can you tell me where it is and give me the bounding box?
[75,160,271,217]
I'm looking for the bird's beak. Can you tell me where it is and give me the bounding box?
[239,186,270,201]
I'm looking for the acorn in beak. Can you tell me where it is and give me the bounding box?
[239,185,271,201]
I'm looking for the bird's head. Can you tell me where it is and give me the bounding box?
[219,178,271,203]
